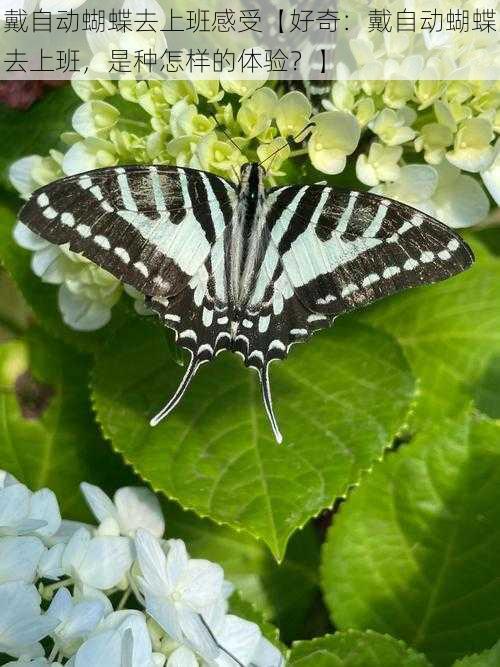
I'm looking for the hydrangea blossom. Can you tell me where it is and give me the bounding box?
[0,470,285,667]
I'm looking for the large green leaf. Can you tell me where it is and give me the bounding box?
[0,199,130,352]
[361,239,500,423]
[0,329,134,519]
[289,631,431,666]
[167,500,326,643]
[453,639,500,666]
[321,412,500,666]
[91,316,414,559]
[0,87,79,190]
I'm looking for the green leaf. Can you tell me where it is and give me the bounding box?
[289,631,432,666]
[361,239,500,424]
[91,316,414,559]
[453,639,500,666]
[0,87,79,190]
[0,198,130,353]
[167,500,325,643]
[321,411,500,666]
[0,329,134,520]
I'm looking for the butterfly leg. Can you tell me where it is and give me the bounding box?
[150,352,200,427]
[259,363,283,444]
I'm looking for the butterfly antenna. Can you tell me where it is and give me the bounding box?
[258,121,315,170]
[210,114,245,158]
[150,353,199,426]
[259,364,283,444]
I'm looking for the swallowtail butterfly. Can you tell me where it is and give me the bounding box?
[18,161,474,442]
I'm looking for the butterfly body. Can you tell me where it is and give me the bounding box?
[18,161,474,443]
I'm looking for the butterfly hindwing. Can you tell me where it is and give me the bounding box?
[19,165,237,298]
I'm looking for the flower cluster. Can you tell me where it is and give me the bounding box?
[0,470,284,666]
[328,78,498,225]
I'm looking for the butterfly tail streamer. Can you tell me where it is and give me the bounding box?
[150,353,200,426]
[260,364,283,444]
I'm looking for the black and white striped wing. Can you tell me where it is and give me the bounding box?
[19,165,236,298]
[237,185,474,369]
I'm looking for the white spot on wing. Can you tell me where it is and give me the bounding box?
[37,193,49,207]
[114,247,130,263]
[94,235,110,249]
[43,207,57,220]
[77,224,91,238]
[61,212,75,227]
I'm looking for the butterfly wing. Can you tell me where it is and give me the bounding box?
[18,164,237,426]
[235,185,474,441]
[19,164,236,298]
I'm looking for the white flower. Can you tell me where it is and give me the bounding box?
[308,112,360,175]
[447,118,495,172]
[237,87,278,138]
[46,587,106,656]
[0,475,60,539]
[73,610,163,667]
[62,527,134,590]
[0,582,59,659]
[275,91,312,138]
[80,482,164,538]
[62,137,117,176]
[356,143,402,186]
[372,163,489,228]
[481,138,500,204]
[135,531,224,659]
[0,536,45,584]
[72,101,120,139]
[369,107,417,146]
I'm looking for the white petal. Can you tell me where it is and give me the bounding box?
[144,595,182,642]
[50,520,93,546]
[48,587,72,622]
[58,285,112,332]
[0,485,31,529]
[213,615,261,666]
[8,156,42,196]
[135,530,169,594]
[60,599,105,641]
[38,543,65,580]
[80,483,117,524]
[166,646,198,667]
[0,537,45,584]
[180,559,224,610]
[62,527,92,575]
[114,487,165,538]
[28,489,61,539]
[13,222,49,252]
[177,609,218,660]
[31,246,67,284]
[79,536,133,589]
[251,637,284,667]
[74,630,122,667]
[165,539,189,591]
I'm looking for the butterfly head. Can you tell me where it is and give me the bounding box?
[239,162,266,193]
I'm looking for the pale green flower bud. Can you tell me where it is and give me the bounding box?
[308,111,361,175]
[415,123,454,165]
[445,82,473,105]
[71,77,116,102]
[194,132,246,180]
[170,100,215,138]
[369,107,417,146]
[415,81,446,110]
[62,138,117,175]
[162,80,198,105]
[356,142,402,186]
[167,136,199,167]
[193,79,224,103]
[383,80,414,110]
[275,91,311,138]
[361,80,384,97]
[118,79,149,104]
[447,117,495,172]
[72,101,120,139]
[237,87,278,138]
[220,77,265,98]
[354,97,377,127]
[434,101,457,132]
[109,129,147,163]
[331,82,356,112]
[257,137,291,176]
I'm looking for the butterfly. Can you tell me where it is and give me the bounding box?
[18,160,474,443]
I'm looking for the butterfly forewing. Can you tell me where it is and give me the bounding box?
[19,165,236,298]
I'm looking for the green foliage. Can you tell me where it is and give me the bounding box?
[288,631,432,666]
[91,316,414,559]
[0,87,79,190]
[321,411,500,666]
[453,640,500,666]
[0,328,135,520]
